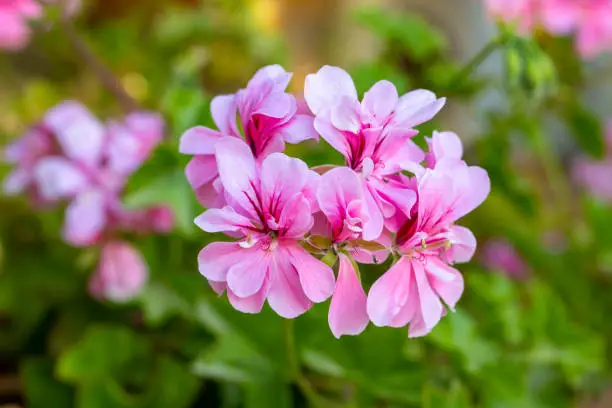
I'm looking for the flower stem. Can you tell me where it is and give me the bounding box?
[283,319,328,408]
[450,36,504,89]
[60,17,138,112]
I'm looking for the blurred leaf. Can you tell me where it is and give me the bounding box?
[21,358,74,408]
[350,63,411,95]
[563,100,605,158]
[142,357,200,408]
[57,325,146,384]
[428,310,500,374]
[243,378,292,408]
[76,379,138,408]
[354,7,446,61]
[422,380,472,408]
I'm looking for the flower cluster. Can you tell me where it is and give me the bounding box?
[486,0,612,58]
[182,65,490,338]
[2,101,173,302]
[0,0,79,51]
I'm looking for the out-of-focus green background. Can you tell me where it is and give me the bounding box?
[1,0,612,407]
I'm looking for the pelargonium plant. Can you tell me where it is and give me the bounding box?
[2,101,173,302]
[181,65,490,339]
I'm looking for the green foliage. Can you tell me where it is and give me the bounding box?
[2,2,612,408]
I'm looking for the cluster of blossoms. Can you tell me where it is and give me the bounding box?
[2,101,173,302]
[0,0,79,51]
[573,122,612,202]
[181,65,490,338]
[486,0,612,58]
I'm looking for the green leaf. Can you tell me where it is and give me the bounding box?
[563,100,605,158]
[75,379,138,408]
[422,380,472,408]
[57,325,145,384]
[428,310,499,374]
[243,378,292,408]
[142,357,200,408]
[21,358,74,408]
[354,7,446,60]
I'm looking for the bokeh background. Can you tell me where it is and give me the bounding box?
[2,0,612,407]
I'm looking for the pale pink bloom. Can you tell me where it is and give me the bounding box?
[0,0,41,51]
[480,239,529,279]
[89,240,148,302]
[541,0,612,58]
[195,137,334,318]
[304,65,443,237]
[180,65,317,208]
[424,131,464,169]
[486,0,538,34]
[328,254,369,338]
[367,146,490,337]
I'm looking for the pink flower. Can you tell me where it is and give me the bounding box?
[89,240,148,302]
[315,166,381,337]
[2,101,173,246]
[367,142,490,337]
[304,66,443,237]
[180,65,317,208]
[480,239,529,279]
[0,0,41,51]
[486,0,538,34]
[195,137,335,318]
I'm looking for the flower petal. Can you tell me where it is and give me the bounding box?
[362,80,398,120]
[267,248,313,318]
[304,65,358,115]
[328,254,369,338]
[180,126,224,155]
[226,248,270,297]
[34,157,88,200]
[286,243,335,303]
[198,241,246,281]
[62,189,107,247]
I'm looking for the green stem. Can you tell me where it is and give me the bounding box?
[450,37,504,89]
[284,319,327,408]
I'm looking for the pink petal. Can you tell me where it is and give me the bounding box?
[362,80,399,120]
[304,65,358,115]
[446,225,476,263]
[226,248,270,297]
[214,137,259,217]
[317,166,363,234]
[410,259,443,337]
[285,243,335,303]
[62,189,107,247]
[33,157,88,200]
[185,155,219,189]
[208,280,227,295]
[211,95,239,136]
[361,180,384,241]
[426,257,463,311]
[267,249,313,318]
[313,113,349,157]
[330,97,361,133]
[274,193,314,238]
[328,254,369,338]
[227,278,270,314]
[0,11,31,51]
[394,90,445,128]
[367,257,412,327]
[247,64,292,92]
[179,126,224,155]
[253,92,295,119]
[280,114,318,143]
[90,241,148,303]
[194,206,253,233]
[197,241,247,281]
[44,101,105,167]
[2,169,29,195]
[431,131,463,162]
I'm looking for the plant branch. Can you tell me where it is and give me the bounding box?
[449,36,505,89]
[284,319,329,408]
[60,17,138,112]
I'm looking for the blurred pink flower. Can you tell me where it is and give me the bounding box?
[195,137,335,318]
[480,239,530,279]
[89,240,148,302]
[304,65,443,238]
[486,0,612,58]
[367,141,490,338]
[2,101,173,246]
[0,0,41,51]
[180,65,317,208]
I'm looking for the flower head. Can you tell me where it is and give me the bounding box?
[180,65,317,208]
[196,137,334,318]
